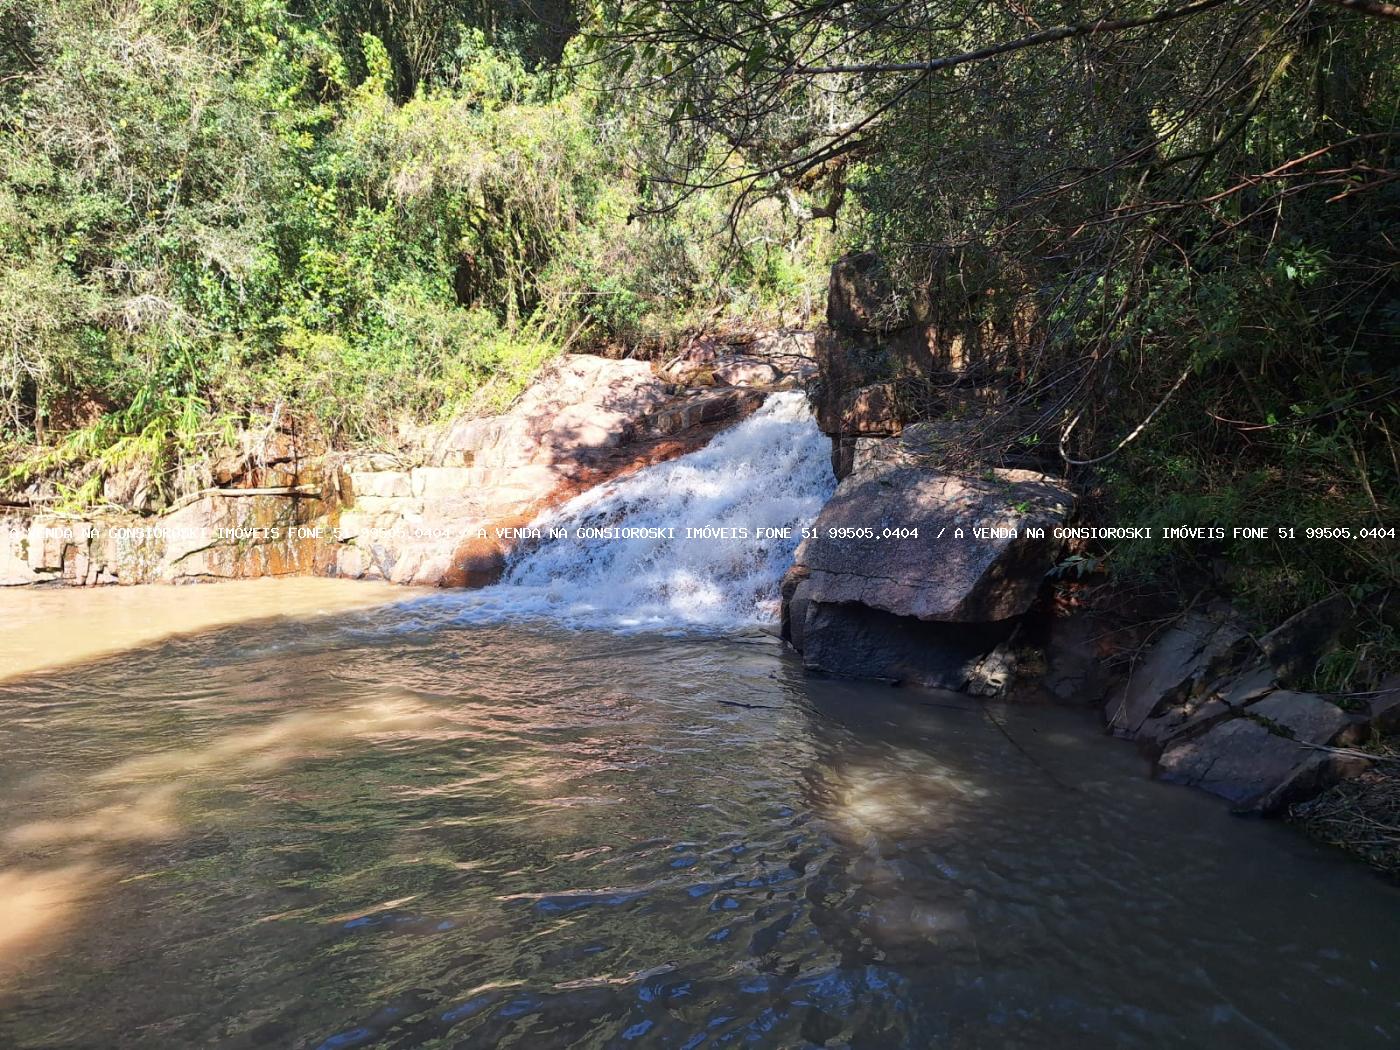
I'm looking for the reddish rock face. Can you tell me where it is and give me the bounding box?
[322,353,778,587]
[5,341,813,590]
[442,534,508,588]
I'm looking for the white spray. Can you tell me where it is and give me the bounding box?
[448,391,834,632]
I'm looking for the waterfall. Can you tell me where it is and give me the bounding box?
[449,391,835,632]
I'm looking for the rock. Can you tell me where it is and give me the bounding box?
[349,470,411,500]
[812,330,894,438]
[410,466,481,500]
[436,354,671,468]
[26,514,67,574]
[1154,719,1282,807]
[545,404,636,453]
[4,339,817,590]
[649,389,766,436]
[1258,593,1352,686]
[810,321,973,476]
[829,437,858,480]
[788,463,1070,688]
[836,383,900,436]
[778,565,810,644]
[102,463,153,512]
[828,252,901,333]
[1140,696,1235,748]
[787,578,815,651]
[1134,661,1274,746]
[442,534,508,588]
[794,464,1072,623]
[1155,691,1357,813]
[799,601,1011,688]
[1364,674,1400,734]
[1041,614,1110,704]
[965,641,1018,697]
[1216,663,1278,707]
[711,358,780,388]
[1104,614,1253,737]
[0,516,39,585]
[1156,718,1342,813]
[662,339,722,384]
[747,329,817,375]
[1248,689,1350,743]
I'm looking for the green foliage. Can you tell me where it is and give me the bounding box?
[0,0,823,506]
[595,1,1399,684]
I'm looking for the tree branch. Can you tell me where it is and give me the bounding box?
[794,0,1232,75]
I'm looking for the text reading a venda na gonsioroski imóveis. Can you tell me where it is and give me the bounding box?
[12,523,1395,547]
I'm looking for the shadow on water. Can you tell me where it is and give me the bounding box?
[0,589,1396,1049]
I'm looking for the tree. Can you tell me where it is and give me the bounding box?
[593,0,1400,612]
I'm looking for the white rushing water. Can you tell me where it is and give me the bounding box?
[447,391,835,632]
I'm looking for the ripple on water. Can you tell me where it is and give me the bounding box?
[0,609,1396,1049]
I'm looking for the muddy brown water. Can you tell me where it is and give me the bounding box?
[0,580,1397,1049]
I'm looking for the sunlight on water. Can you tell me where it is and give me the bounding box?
[0,577,401,680]
[0,865,96,974]
[1,596,1398,1048]
[0,697,444,971]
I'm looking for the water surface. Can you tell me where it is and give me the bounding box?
[1,583,1397,1049]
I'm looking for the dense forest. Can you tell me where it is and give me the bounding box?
[2,0,1397,674]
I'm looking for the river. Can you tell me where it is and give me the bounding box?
[0,579,1397,1049]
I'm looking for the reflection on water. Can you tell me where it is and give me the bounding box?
[0,577,402,680]
[0,864,95,974]
[0,582,1397,1049]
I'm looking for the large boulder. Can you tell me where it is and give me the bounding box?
[787,462,1072,685]
[793,464,1073,623]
